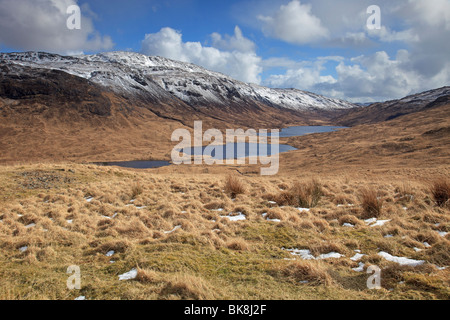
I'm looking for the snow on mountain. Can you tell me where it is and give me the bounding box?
[0,51,357,111]
[391,87,450,106]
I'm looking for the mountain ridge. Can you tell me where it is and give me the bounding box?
[333,86,450,126]
[0,51,358,112]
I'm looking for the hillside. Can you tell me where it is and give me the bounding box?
[0,51,359,164]
[333,87,450,127]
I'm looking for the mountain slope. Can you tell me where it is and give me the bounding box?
[333,86,450,126]
[279,102,450,175]
[0,51,357,112]
[0,51,359,163]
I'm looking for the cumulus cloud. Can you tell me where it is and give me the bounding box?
[0,0,113,54]
[210,26,256,53]
[141,27,262,84]
[258,0,329,45]
[263,57,338,90]
[264,49,449,102]
[257,0,450,101]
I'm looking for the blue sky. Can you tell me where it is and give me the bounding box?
[0,0,449,102]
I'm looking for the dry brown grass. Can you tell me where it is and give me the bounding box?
[226,238,250,251]
[430,178,450,207]
[136,268,161,284]
[360,187,383,219]
[0,163,449,300]
[159,274,219,300]
[130,181,143,200]
[224,175,246,198]
[276,261,333,286]
[274,179,323,208]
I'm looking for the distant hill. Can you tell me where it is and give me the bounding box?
[333,87,450,126]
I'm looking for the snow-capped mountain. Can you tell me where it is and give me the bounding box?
[333,86,450,126]
[0,51,356,111]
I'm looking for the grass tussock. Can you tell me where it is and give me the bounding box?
[224,175,246,198]
[226,238,250,251]
[277,261,333,286]
[131,181,143,199]
[360,187,383,219]
[430,178,450,207]
[159,274,219,300]
[275,179,323,208]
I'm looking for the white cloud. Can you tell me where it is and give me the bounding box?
[369,27,420,43]
[258,0,329,45]
[255,0,450,101]
[406,0,450,30]
[263,57,338,90]
[0,0,113,54]
[141,27,262,84]
[210,26,256,53]
[263,49,450,102]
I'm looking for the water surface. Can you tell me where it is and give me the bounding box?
[260,126,347,138]
[179,142,297,160]
[95,160,171,169]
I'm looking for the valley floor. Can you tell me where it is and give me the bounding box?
[0,163,448,300]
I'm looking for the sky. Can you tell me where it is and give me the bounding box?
[0,0,449,103]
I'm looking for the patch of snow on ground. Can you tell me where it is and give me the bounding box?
[352,262,365,272]
[119,268,138,281]
[19,246,28,253]
[317,252,343,260]
[370,220,391,227]
[126,204,147,209]
[364,218,377,225]
[85,197,94,203]
[438,231,448,237]
[75,296,86,300]
[284,248,344,260]
[220,212,246,221]
[297,208,310,213]
[350,253,365,261]
[284,248,315,260]
[164,225,182,234]
[378,252,425,267]
[25,223,36,228]
[106,250,115,257]
[262,213,280,222]
[364,218,390,227]
[343,223,355,228]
